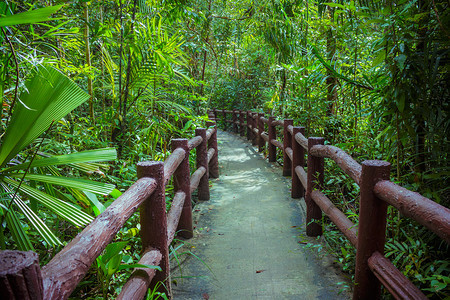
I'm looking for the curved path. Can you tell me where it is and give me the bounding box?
[172,130,350,299]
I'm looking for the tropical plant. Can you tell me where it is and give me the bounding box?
[0,64,116,251]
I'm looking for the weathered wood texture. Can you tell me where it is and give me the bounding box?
[117,250,162,300]
[138,162,171,297]
[310,145,362,185]
[294,131,308,150]
[374,180,450,244]
[172,138,192,239]
[196,128,210,200]
[272,119,284,127]
[258,113,265,152]
[291,127,306,198]
[206,121,219,179]
[190,166,207,195]
[163,148,186,185]
[311,190,358,247]
[42,177,156,299]
[207,148,216,164]
[188,136,203,150]
[294,166,307,191]
[167,192,187,243]
[285,147,293,161]
[268,116,276,162]
[354,160,390,300]
[368,252,427,300]
[271,139,283,150]
[305,137,324,237]
[0,250,43,300]
[261,132,269,142]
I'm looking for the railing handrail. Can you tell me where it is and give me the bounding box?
[0,122,220,300]
[212,108,448,300]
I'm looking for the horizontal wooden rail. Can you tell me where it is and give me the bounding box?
[117,249,162,300]
[368,252,427,300]
[260,117,269,124]
[272,119,284,127]
[310,145,362,185]
[294,132,308,150]
[374,180,450,243]
[207,148,215,164]
[311,190,358,247]
[271,139,283,150]
[188,136,202,150]
[261,132,269,142]
[287,124,293,135]
[167,192,186,245]
[206,128,214,141]
[163,148,186,185]
[294,166,307,190]
[285,147,293,161]
[190,166,206,194]
[42,177,157,299]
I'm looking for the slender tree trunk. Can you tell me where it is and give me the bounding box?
[199,0,213,98]
[326,6,338,117]
[84,4,94,124]
[414,0,429,181]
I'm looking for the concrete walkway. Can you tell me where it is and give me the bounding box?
[172,130,350,299]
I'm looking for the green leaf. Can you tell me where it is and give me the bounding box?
[0,65,90,167]
[3,148,116,173]
[102,241,128,264]
[3,207,34,251]
[83,191,105,216]
[4,178,93,227]
[1,183,61,246]
[107,253,122,277]
[118,264,162,271]
[110,189,122,199]
[0,5,63,27]
[10,174,115,195]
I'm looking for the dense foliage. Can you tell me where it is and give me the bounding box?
[1,0,448,298]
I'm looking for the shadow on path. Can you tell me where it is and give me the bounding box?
[172,130,351,299]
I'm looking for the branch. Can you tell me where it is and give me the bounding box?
[210,15,252,21]
[186,25,218,61]
[1,28,19,126]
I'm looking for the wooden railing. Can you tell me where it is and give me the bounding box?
[0,121,219,300]
[211,108,450,300]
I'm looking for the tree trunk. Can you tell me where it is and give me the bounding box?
[84,4,94,124]
[326,6,337,117]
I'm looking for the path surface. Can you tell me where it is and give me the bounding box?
[172,130,350,299]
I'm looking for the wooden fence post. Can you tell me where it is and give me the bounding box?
[283,119,293,176]
[268,116,276,162]
[222,109,227,131]
[206,121,219,178]
[305,137,324,236]
[239,110,245,136]
[354,160,391,300]
[246,111,251,140]
[258,113,265,152]
[171,139,193,239]
[137,161,170,296]
[196,128,210,200]
[0,250,44,300]
[291,126,305,198]
[232,109,238,133]
[251,113,257,146]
